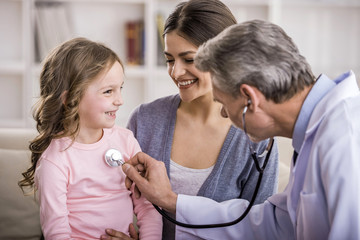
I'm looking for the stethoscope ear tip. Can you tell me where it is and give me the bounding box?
[105,148,124,167]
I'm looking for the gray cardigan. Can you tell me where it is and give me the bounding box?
[126,94,279,239]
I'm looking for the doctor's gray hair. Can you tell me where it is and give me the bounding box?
[195,19,315,103]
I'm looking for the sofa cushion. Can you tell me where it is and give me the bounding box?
[0,148,42,240]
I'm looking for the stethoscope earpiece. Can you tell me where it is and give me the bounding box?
[105,149,124,167]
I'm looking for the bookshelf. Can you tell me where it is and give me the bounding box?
[1,0,360,128]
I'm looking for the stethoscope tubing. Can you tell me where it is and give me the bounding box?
[153,138,274,229]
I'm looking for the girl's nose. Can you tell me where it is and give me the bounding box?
[114,92,123,106]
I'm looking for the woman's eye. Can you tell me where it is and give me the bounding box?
[104,89,112,94]
[185,59,194,63]
[166,59,174,64]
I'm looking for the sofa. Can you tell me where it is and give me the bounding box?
[0,128,41,240]
[0,128,292,239]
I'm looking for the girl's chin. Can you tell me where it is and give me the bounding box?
[102,121,116,128]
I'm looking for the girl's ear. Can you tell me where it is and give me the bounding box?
[60,91,68,105]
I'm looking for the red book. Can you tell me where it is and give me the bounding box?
[126,21,137,65]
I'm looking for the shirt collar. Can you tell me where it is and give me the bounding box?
[292,74,336,153]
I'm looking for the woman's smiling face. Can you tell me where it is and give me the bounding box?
[164,31,212,102]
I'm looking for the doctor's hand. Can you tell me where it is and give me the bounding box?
[122,152,177,214]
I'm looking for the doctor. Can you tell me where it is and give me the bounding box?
[115,19,360,239]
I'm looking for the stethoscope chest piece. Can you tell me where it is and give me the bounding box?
[105,149,124,167]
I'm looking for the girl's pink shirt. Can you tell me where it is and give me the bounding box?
[35,126,162,239]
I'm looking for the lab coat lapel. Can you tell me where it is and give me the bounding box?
[287,133,315,225]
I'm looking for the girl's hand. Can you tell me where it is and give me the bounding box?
[100,224,139,240]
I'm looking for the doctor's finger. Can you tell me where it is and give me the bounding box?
[134,163,145,172]
[124,176,133,190]
[133,185,141,199]
[122,163,150,190]
[127,152,155,167]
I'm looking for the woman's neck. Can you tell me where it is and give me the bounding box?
[178,93,229,125]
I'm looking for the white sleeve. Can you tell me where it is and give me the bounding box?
[176,192,294,240]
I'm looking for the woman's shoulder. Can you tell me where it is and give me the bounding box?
[224,126,276,156]
[127,94,179,126]
[227,125,247,142]
[136,94,180,113]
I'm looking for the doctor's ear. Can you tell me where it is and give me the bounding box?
[239,84,258,110]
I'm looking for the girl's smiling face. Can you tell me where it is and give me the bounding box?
[78,61,124,134]
[164,31,212,102]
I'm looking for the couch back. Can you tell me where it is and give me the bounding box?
[0,128,37,150]
[0,128,42,240]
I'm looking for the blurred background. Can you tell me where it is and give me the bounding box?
[0,0,359,129]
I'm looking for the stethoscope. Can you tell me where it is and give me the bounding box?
[105,148,125,167]
[104,102,274,229]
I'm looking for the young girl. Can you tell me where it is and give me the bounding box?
[18,37,162,239]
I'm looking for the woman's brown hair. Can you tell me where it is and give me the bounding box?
[163,0,237,47]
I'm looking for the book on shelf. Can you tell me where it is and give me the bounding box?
[34,2,73,62]
[125,20,145,66]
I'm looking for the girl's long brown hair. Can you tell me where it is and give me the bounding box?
[18,37,122,192]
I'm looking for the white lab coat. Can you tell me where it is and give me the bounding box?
[175,71,360,240]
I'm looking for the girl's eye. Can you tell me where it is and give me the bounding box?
[185,59,194,63]
[166,59,174,64]
[104,89,112,94]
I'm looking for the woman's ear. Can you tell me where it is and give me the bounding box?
[60,91,68,105]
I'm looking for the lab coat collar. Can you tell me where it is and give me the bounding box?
[292,74,336,153]
[306,71,358,135]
